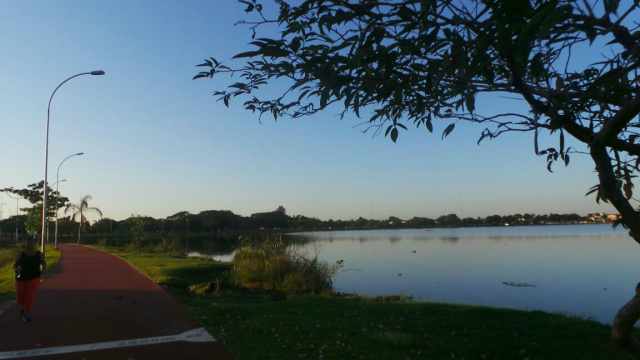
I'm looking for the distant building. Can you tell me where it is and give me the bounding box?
[588,213,604,223]
[588,213,620,223]
[276,206,286,214]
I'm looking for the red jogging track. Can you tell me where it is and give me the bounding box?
[0,244,234,359]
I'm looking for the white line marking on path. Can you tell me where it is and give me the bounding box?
[0,327,216,359]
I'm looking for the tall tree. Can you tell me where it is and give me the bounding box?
[166,211,191,232]
[129,214,148,253]
[64,195,102,244]
[87,217,116,234]
[2,182,68,235]
[195,0,640,355]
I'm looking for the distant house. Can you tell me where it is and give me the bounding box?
[276,206,286,214]
[606,214,619,222]
[587,213,619,223]
[588,214,605,223]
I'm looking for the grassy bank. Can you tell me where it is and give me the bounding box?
[92,246,632,360]
[0,244,61,302]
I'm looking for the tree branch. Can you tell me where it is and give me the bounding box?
[571,13,640,61]
[608,138,640,157]
[590,145,640,242]
[594,96,640,146]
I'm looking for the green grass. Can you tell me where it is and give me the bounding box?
[90,246,229,287]
[91,246,634,360]
[0,244,61,302]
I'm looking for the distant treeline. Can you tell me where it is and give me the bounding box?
[70,211,615,235]
[0,210,618,243]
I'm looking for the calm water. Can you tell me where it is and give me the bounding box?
[285,224,640,324]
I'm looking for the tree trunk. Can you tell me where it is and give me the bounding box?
[77,217,82,244]
[590,146,640,357]
[612,283,640,358]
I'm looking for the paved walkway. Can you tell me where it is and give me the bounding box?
[0,244,234,359]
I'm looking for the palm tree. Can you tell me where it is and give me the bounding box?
[64,195,102,244]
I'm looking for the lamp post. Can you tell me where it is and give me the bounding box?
[54,152,83,248]
[51,179,67,241]
[41,70,105,255]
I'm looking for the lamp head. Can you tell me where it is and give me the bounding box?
[77,152,84,156]
[91,70,105,76]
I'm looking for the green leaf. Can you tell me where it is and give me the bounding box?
[595,67,625,86]
[232,51,259,59]
[196,59,213,68]
[385,125,393,137]
[192,72,212,80]
[536,3,569,40]
[391,128,399,143]
[320,90,330,108]
[290,37,302,53]
[529,53,545,79]
[239,0,254,13]
[465,93,475,112]
[397,5,415,21]
[353,95,360,118]
[624,182,633,199]
[442,123,455,139]
[604,0,620,14]
[477,133,486,145]
[585,184,599,197]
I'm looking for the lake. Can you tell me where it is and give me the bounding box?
[282,224,640,324]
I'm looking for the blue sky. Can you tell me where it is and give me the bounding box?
[0,1,617,222]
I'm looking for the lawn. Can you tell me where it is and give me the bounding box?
[92,246,634,360]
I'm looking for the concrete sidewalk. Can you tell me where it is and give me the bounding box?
[0,244,234,359]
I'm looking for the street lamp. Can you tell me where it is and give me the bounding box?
[54,152,83,248]
[51,179,67,237]
[41,70,105,255]
[51,178,67,240]
[51,179,67,188]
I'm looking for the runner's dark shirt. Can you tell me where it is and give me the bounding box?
[15,251,42,281]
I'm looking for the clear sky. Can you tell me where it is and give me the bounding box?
[0,1,617,222]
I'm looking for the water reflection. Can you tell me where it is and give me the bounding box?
[286,224,637,324]
[440,236,459,242]
[166,225,636,324]
[188,251,236,262]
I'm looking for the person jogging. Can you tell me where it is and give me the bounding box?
[13,237,46,322]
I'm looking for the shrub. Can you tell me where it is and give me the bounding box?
[155,234,182,254]
[231,235,343,293]
[127,214,147,253]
